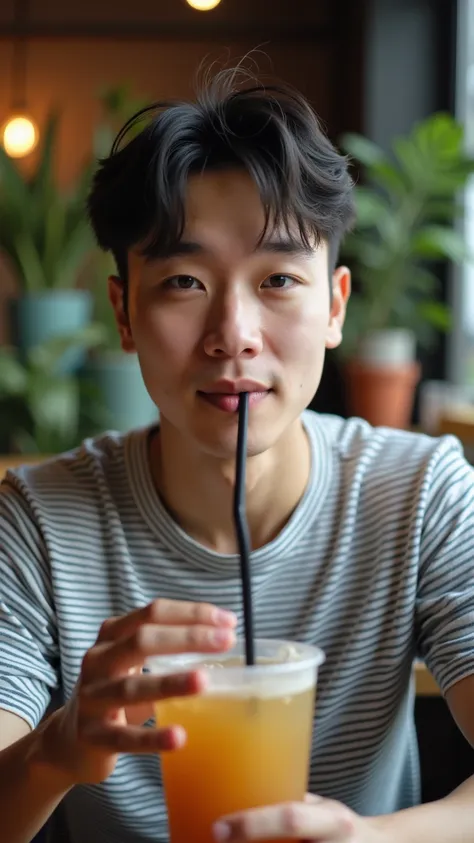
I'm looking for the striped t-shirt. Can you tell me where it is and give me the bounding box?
[1,410,474,843]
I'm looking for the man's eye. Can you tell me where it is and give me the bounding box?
[163,275,202,290]
[261,274,297,289]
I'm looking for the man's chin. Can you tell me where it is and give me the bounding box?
[180,414,269,458]
[158,399,298,460]
[192,432,271,461]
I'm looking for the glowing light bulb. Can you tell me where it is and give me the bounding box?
[186,0,222,9]
[2,115,38,158]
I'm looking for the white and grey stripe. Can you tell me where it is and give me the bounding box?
[1,410,474,843]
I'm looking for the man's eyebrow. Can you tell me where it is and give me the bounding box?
[254,237,315,257]
[144,241,204,262]
[143,237,316,262]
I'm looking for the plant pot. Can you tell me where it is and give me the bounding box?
[9,290,93,373]
[345,329,421,429]
[85,352,158,433]
[356,328,417,367]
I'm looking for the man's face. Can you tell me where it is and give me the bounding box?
[109,169,350,458]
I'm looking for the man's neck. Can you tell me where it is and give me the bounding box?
[148,417,311,554]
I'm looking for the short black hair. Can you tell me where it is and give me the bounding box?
[87,68,355,294]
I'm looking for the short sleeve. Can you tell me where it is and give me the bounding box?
[416,438,474,694]
[0,479,59,729]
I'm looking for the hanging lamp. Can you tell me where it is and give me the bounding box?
[186,0,222,10]
[2,0,38,158]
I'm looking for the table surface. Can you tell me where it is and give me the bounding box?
[0,455,442,697]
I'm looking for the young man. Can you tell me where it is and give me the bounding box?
[1,70,474,843]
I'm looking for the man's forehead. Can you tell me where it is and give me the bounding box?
[132,169,327,264]
[180,169,324,255]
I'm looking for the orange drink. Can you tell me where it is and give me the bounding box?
[148,639,325,843]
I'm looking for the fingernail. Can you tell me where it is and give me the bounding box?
[212,628,233,647]
[213,822,231,841]
[162,725,186,750]
[173,725,186,748]
[214,609,237,627]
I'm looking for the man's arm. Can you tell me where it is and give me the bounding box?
[0,709,73,843]
[368,777,474,843]
[0,708,31,750]
[365,675,474,843]
[213,770,474,843]
[445,673,474,746]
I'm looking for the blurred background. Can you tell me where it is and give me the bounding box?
[1,0,474,460]
[0,0,474,809]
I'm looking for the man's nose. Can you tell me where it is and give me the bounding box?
[203,289,263,359]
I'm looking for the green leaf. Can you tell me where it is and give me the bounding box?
[0,350,28,397]
[54,218,94,289]
[30,112,60,199]
[411,226,469,262]
[341,133,387,169]
[28,374,80,445]
[369,160,408,196]
[28,322,108,372]
[0,145,31,217]
[422,198,460,222]
[339,294,371,357]
[405,266,441,297]
[77,377,110,433]
[392,136,428,186]
[352,187,390,228]
[12,231,47,292]
[417,300,452,331]
[343,233,393,269]
[43,198,66,287]
[0,108,93,293]
[413,113,463,159]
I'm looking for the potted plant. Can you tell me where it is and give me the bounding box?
[83,84,158,433]
[0,324,107,455]
[0,112,95,372]
[340,113,474,428]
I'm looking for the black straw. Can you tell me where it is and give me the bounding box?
[233,392,255,666]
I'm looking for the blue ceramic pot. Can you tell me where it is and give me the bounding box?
[85,352,158,433]
[9,290,93,373]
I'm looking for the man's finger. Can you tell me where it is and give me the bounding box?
[96,600,237,643]
[81,722,187,754]
[109,623,235,672]
[80,670,206,714]
[304,793,323,805]
[213,801,355,842]
[83,623,235,679]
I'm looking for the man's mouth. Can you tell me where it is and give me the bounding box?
[197,390,271,413]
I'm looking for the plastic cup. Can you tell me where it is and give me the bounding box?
[147,638,325,843]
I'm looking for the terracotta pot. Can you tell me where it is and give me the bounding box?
[345,359,422,429]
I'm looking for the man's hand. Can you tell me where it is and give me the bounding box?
[34,598,236,787]
[213,794,380,843]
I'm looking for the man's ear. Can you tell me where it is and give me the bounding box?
[107,276,136,353]
[325,266,351,350]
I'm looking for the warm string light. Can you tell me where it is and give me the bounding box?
[2,114,38,157]
[186,0,222,9]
